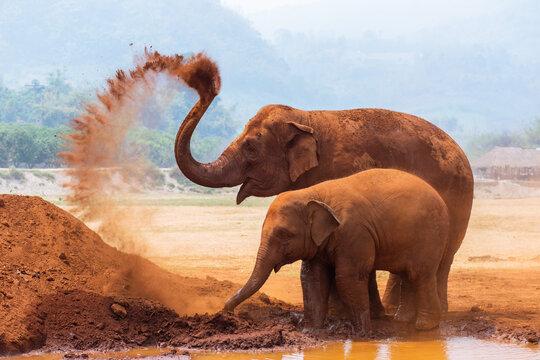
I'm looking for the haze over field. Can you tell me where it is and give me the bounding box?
[1,0,539,143]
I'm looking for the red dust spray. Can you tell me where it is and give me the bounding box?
[58,49,221,310]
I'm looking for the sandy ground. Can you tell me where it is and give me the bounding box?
[61,195,540,342]
[88,196,538,301]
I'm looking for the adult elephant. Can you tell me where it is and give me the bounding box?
[175,94,473,313]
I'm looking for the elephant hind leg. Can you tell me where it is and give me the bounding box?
[382,273,401,315]
[436,253,455,313]
[393,276,416,323]
[410,272,441,330]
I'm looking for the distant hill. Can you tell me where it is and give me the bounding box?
[1,0,540,143]
[0,0,295,104]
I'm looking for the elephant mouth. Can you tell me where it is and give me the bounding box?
[236,177,270,204]
[236,176,283,204]
[236,178,253,204]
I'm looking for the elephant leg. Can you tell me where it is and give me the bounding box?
[335,270,371,335]
[368,270,385,319]
[301,259,331,329]
[393,276,416,323]
[436,253,454,313]
[382,273,401,315]
[410,273,441,330]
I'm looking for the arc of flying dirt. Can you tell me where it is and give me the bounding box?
[58,49,221,203]
[57,48,222,256]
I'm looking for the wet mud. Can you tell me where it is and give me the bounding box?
[36,290,319,352]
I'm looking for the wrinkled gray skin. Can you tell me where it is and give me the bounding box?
[223,169,450,333]
[175,98,473,314]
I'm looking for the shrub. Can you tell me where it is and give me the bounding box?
[0,167,26,182]
[169,167,189,185]
[32,170,56,182]
[144,164,166,188]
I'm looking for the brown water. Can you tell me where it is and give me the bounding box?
[194,339,538,360]
[7,339,538,360]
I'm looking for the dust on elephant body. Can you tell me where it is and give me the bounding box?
[223,169,450,333]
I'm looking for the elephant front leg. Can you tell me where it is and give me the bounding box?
[301,259,331,329]
[335,269,371,335]
[382,273,401,315]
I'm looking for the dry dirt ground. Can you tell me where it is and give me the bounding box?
[83,195,540,343]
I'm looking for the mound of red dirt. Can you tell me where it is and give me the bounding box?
[37,290,318,353]
[0,195,319,355]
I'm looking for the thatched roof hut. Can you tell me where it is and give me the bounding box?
[472,147,540,180]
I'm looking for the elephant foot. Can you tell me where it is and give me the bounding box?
[354,309,372,336]
[302,316,325,330]
[393,305,416,323]
[385,304,398,316]
[302,327,327,337]
[415,312,440,330]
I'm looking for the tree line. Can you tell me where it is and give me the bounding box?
[0,71,240,168]
[465,117,540,159]
[1,70,539,168]
[0,123,68,168]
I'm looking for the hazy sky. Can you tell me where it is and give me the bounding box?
[220,0,519,41]
[1,0,538,134]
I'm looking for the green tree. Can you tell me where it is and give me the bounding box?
[0,123,68,168]
[465,117,540,159]
[0,70,89,126]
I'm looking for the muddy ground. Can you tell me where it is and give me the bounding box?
[0,194,539,356]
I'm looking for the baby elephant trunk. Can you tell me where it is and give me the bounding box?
[223,254,275,311]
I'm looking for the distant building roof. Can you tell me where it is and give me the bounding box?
[472,147,540,168]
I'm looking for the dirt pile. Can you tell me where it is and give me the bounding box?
[0,195,319,355]
[37,290,319,353]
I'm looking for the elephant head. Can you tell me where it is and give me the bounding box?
[223,197,341,311]
[175,103,319,204]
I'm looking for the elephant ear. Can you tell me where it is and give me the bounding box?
[285,122,319,182]
[307,200,341,246]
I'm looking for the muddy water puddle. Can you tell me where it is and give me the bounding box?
[7,338,539,360]
[195,339,538,360]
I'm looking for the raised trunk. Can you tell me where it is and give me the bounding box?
[174,97,245,188]
[223,252,274,311]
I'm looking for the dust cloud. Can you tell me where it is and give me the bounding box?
[59,49,220,252]
[58,49,221,307]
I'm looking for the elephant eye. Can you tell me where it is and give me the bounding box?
[245,140,258,155]
[256,132,262,138]
[276,228,293,239]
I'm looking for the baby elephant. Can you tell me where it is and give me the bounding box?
[223,169,449,333]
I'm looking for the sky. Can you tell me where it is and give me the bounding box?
[220,0,519,41]
[1,0,538,136]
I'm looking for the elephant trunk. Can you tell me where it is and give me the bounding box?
[223,246,276,311]
[174,97,245,188]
